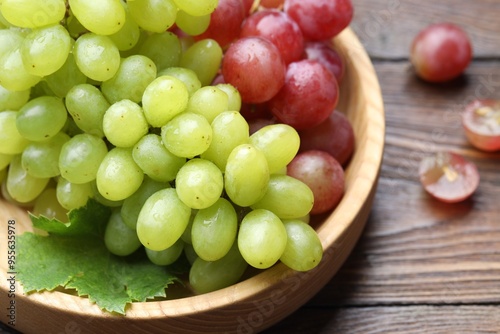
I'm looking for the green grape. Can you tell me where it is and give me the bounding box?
[0,47,41,91]
[157,67,201,97]
[132,134,186,183]
[0,167,7,184]
[280,220,323,272]
[109,2,140,51]
[185,86,229,123]
[68,0,126,36]
[0,84,30,111]
[104,209,142,256]
[161,112,212,158]
[119,29,148,58]
[251,174,314,219]
[189,242,248,294]
[65,84,110,138]
[21,24,71,77]
[128,0,177,33]
[21,132,70,178]
[183,243,198,265]
[66,10,88,39]
[180,210,197,244]
[139,32,181,71]
[136,188,191,251]
[172,0,219,17]
[103,100,149,148]
[0,152,13,170]
[32,188,68,222]
[145,238,184,266]
[96,147,144,201]
[191,198,237,261]
[249,124,300,174]
[0,10,12,29]
[6,155,49,203]
[0,111,30,155]
[45,53,87,98]
[175,10,211,36]
[16,96,68,142]
[90,180,123,208]
[175,158,223,210]
[200,111,249,171]
[73,33,120,82]
[216,83,242,112]
[59,133,108,184]
[1,176,36,208]
[0,28,24,60]
[179,39,222,86]
[238,209,287,269]
[224,144,269,207]
[120,176,170,230]
[56,178,93,211]
[142,75,189,127]
[101,55,157,104]
[1,0,66,29]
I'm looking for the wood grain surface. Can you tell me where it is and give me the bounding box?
[263,0,500,333]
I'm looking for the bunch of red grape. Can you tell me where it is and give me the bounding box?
[200,0,355,215]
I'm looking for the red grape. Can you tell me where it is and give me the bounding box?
[304,40,345,84]
[418,151,479,203]
[462,99,500,152]
[260,0,284,9]
[298,110,355,166]
[287,150,345,215]
[240,0,254,14]
[410,23,472,83]
[284,0,353,40]
[240,9,304,65]
[196,0,246,49]
[268,59,339,130]
[240,102,274,121]
[222,36,286,103]
[248,118,277,134]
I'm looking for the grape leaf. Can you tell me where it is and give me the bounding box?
[29,198,111,237]
[17,199,180,314]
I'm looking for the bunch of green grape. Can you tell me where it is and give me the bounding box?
[0,0,323,294]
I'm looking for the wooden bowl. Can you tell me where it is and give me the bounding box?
[0,27,385,334]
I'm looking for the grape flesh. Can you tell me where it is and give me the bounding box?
[419,151,479,203]
[462,99,500,152]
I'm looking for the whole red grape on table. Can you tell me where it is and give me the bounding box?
[410,22,472,83]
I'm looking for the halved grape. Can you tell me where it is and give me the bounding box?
[418,151,479,203]
[462,99,500,152]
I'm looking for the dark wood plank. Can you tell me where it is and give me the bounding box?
[351,0,500,58]
[263,306,500,333]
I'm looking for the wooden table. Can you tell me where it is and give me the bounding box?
[1,1,499,334]
[263,0,500,332]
